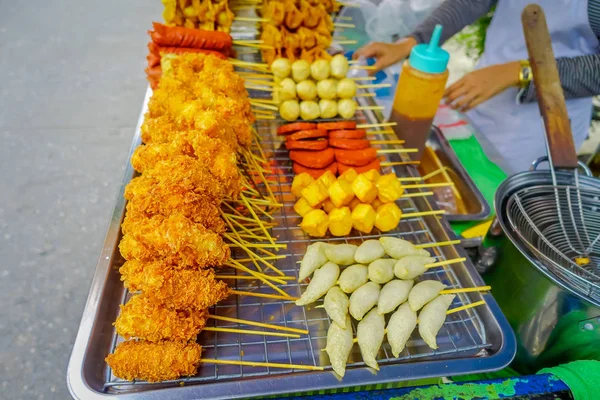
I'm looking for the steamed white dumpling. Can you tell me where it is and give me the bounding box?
[377,279,414,314]
[387,303,417,357]
[338,264,368,294]
[379,237,430,259]
[349,282,380,320]
[354,240,385,264]
[418,294,455,349]
[296,262,340,306]
[394,256,436,280]
[408,280,446,311]
[325,315,353,377]
[357,308,385,370]
[299,242,328,281]
[367,259,395,284]
[324,286,349,328]
[324,244,357,266]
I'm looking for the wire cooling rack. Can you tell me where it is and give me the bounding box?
[103,104,491,393]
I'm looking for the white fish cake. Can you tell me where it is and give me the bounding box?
[408,280,446,311]
[418,294,455,349]
[324,243,358,266]
[296,262,340,306]
[379,237,430,259]
[299,242,328,281]
[367,259,395,284]
[354,240,385,264]
[349,281,380,320]
[325,315,354,377]
[394,256,436,280]
[357,308,385,370]
[338,264,368,294]
[387,303,417,357]
[324,286,349,328]
[377,279,414,314]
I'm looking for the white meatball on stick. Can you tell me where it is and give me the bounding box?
[367,259,395,284]
[418,294,456,349]
[354,239,385,264]
[357,308,385,370]
[324,243,357,266]
[296,262,340,306]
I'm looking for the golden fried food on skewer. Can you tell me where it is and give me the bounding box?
[119,260,231,310]
[106,340,202,383]
[119,213,230,268]
[115,295,209,342]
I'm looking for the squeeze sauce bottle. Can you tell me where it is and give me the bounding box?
[391,25,450,159]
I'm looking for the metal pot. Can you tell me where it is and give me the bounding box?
[478,169,600,374]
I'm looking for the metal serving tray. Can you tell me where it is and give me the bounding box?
[67,87,516,399]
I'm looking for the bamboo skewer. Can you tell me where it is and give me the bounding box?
[226,258,289,296]
[333,40,358,45]
[425,257,467,269]
[334,22,356,28]
[250,101,278,111]
[235,16,270,22]
[357,105,385,111]
[445,300,486,315]
[370,140,405,145]
[216,274,286,285]
[402,182,454,189]
[203,326,300,338]
[208,314,309,334]
[401,209,446,219]
[232,289,298,301]
[357,83,392,89]
[381,161,421,167]
[377,148,418,154]
[352,76,377,81]
[200,358,324,371]
[415,239,461,249]
[358,122,396,129]
[367,129,396,135]
[401,191,434,198]
[440,285,491,295]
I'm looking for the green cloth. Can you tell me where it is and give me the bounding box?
[539,361,600,400]
[446,135,507,235]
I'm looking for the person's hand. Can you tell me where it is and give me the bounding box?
[353,37,417,75]
[444,61,521,112]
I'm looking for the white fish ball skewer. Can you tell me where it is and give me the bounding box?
[418,294,456,349]
[338,264,368,294]
[394,256,436,280]
[387,303,417,357]
[379,237,430,259]
[296,262,340,306]
[354,240,385,264]
[324,286,349,328]
[325,315,354,377]
[377,279,414,315]
[408,280,446,311]
[367,259,395,284]
[324,243,357,266]
[357,308,385,370]
[349,282,380,320]
[299,242,328,281]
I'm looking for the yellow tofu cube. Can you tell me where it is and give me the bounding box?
[351,203,376,233]
[349,197,362,210]
[300,209,329,237]
[322,198,336,213]
[329,178,354,208]
[301,180,329,207]
[292,173,315,198]
[363,169,381,182]
[352,174,378,203]
[317,170,337,188]
[374,203,402,232]
[339,168,358,183]
[293,197,316,217]
[328,207,353,236]
[376,173,405,203]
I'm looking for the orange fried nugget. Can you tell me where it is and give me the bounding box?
[120,260,231,310]
[119,213,230,268]
[115,295,208,342]
[106,340,201,382]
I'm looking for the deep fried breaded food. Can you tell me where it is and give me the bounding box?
[106,340,202,382]
[115,295,209,342]
[120,260,231,310]
[119,213,230,268]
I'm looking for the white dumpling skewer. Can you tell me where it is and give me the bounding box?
[386,303,417,357]
[377,279,414,314]
[349,282,380,320]
[296,262,340,306]
[367,259,396,284]
[324,286,349,328]
[408,280,446,311]
[357,308,385,370]
[338,264,368,294]
[325,315,354,377]
[418,294,456,349]
[394,256,436,280]
[299,242,328,281]
[324,243,357,266]
[354,240,385,264]
[379,237,430,259]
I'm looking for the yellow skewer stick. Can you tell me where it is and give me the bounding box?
[425,257,466,269]
[357,105,385,111]
[440,286,491,295]
[233,39,264,44]
[203,326,300,338]
[250,101,279,111]
[445,300,486,315]
[333,40,358,45]
[231,289,298,301]
[226,259,288,296]
[246,86,274,92]
[367,129,395,135]
[217,274,286,285]
[256,115,276,120]
[370,140,405,145]
[356,92,377,97]
[397,177,423,182]
[377,148,418,154]
[250,98,279,104]
[415,239,461,249]
[235,17,270,22]
[381,161,420,166]
[402,209,446,219]
[358,122,397,129]
[200,358,324,371]
[208,314,309,334]
[402,182,454,189]
[334,22,356,28]
[353,65,377,70]
[401,191,434,198]
[357,83,392,89]
[352,76,377,81]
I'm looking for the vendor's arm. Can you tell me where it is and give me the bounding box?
[519,54,600,102]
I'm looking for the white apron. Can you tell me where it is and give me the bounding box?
[466,0,598,175]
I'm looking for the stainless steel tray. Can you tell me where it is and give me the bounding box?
[67,87,516,399]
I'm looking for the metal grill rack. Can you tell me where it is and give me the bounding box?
[103,103,495,394]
